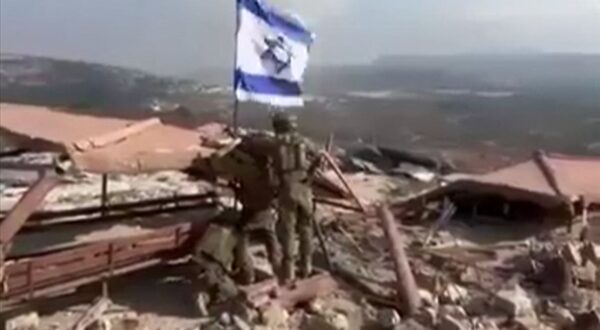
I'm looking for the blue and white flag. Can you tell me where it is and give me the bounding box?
[234,0,315,107]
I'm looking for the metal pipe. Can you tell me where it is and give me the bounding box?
[377,204,421,316]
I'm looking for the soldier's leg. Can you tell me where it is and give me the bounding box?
[234,229,255,284]
[263,225,282,275]
[297,205,314,278]
[280,200,297,281]
[234,225,255,284]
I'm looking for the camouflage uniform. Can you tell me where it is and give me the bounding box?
[207,137,282,284]
[272,113,317,281]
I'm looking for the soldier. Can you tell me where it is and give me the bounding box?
[202,134,282,285]
[271,112,321,282]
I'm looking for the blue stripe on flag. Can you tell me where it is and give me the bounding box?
[235,70,302,96]
[238,0,314,44]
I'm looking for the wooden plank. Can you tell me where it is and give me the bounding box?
[73,118,160,151]
[0,175,60,247]
[72,296,111,330]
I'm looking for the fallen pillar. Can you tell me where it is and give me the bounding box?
[377,204,421,316]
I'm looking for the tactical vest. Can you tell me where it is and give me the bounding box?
[275,133,313,211]
[276,133,308,179]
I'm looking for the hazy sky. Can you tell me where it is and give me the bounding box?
[1,0,599,75]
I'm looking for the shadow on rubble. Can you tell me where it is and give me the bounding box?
[104,263,201,318]
[443,218,562,245]
[6,263,201,321]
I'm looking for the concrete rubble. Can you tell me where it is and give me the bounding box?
[1,108,600,330]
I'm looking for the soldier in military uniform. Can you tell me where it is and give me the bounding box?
[201,134,282,284]
[271,113,321,281]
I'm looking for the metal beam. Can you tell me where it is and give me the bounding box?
[0,175,60,248]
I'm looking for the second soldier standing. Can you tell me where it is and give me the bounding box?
[271,113,321,282]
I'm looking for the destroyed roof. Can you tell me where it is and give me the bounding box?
[0,103,228,174]
[0,103,352,201]
[448,152,600,206]
[0,103,134,150]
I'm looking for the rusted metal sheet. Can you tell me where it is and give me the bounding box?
[0,103,134,151]
[0,175,60,248]
[2,220,207,302]
[377,205,421,316]
[0,103,228,174]
[65,121,227,174]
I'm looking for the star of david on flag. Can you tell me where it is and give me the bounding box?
[234,0,315,107]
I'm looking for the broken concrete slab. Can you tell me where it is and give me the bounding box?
[562,243,583,265]
[301,311,349,330]
[440,284,469,305]
[573,263,598,288]
[5,312,39,330]
[494,284,536,318]
[414,267,442,294]
[376,308,401,329]
[458,266,479,285]
[260,303,289,330]
[581,242,600,266]
[438,314,468,330]
[439,305,468,320]
[464,295,490,316]
[418,289,437,308]
[415,307,437,328]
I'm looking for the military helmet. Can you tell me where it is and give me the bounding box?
[272,112,297,133]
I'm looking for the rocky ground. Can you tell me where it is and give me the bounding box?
[2,153,600,330]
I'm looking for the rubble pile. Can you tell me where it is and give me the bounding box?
[2,142,599,329]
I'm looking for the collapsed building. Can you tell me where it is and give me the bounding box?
[1,102,599,330]
[0,103,357,311]
[399,151,600,228]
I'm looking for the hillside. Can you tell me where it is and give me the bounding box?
[0,53,199,109]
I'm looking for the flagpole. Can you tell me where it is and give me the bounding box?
[232,0,240,136]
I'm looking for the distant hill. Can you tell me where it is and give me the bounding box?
[0,53,200,109]
[306,53,600,103]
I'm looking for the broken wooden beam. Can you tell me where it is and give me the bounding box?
[72,296,111,330]
[275,273,338,310]
[73,117,160,152]
[244,273,338,311]
[0,175,61,251]
[377,204,421,316]
[321,151,366,213]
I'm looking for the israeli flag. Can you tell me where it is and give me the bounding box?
[234,0,315,107]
